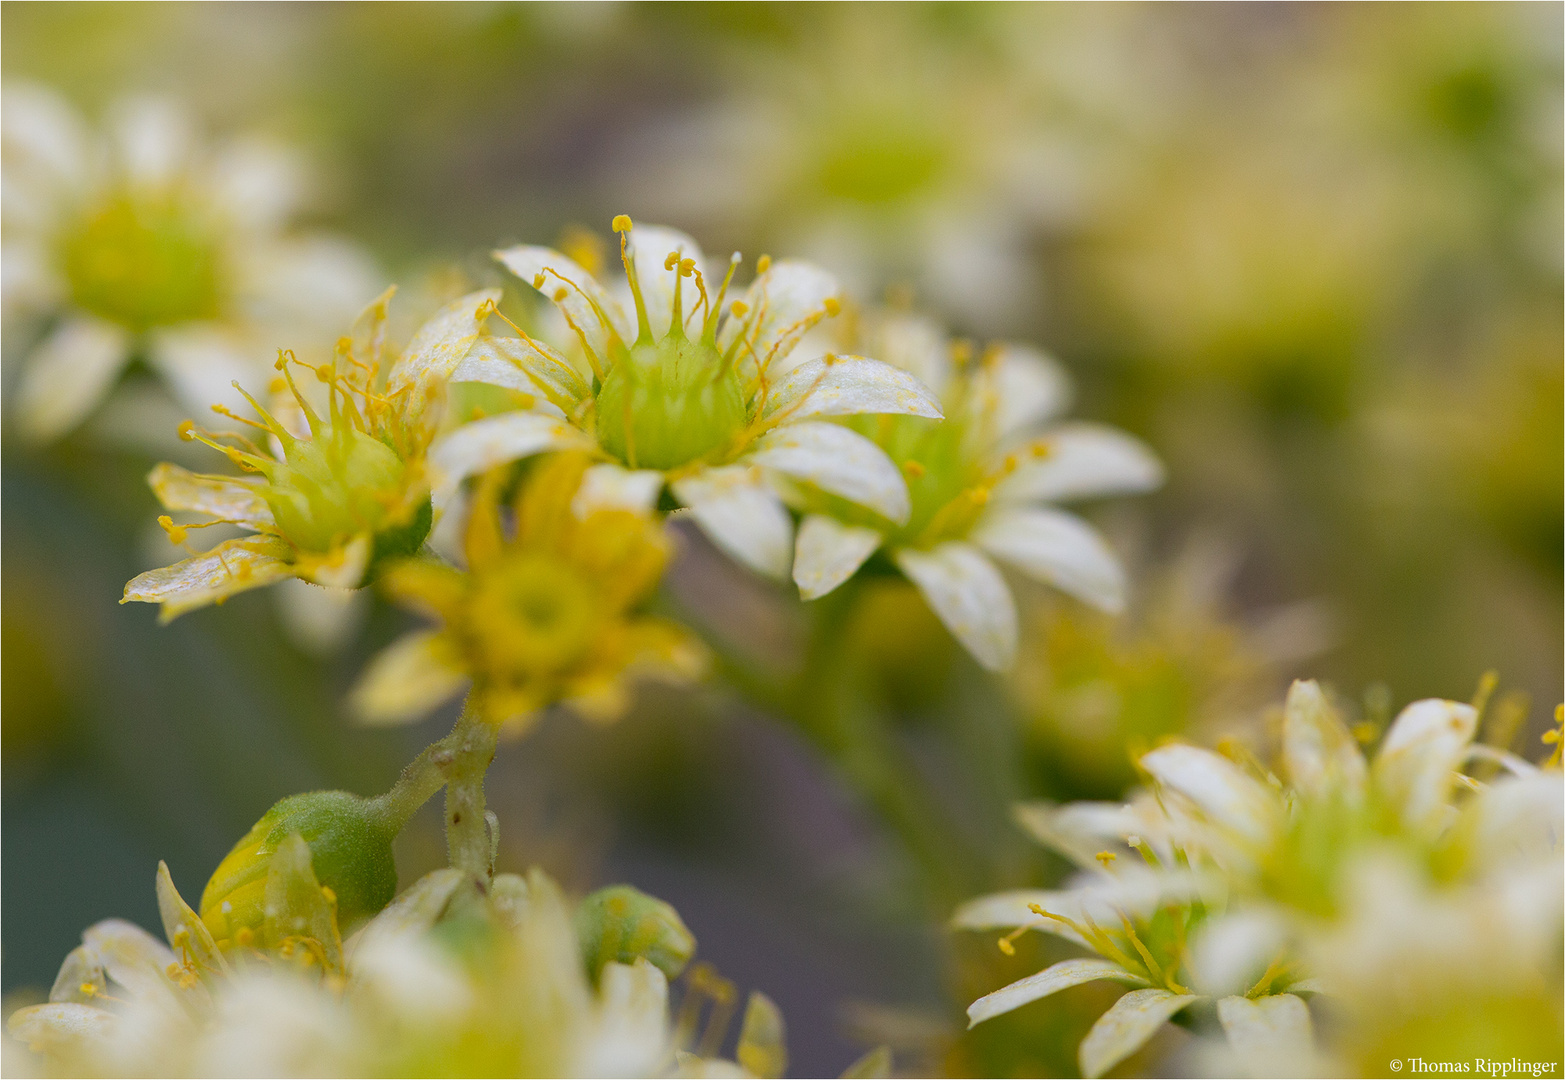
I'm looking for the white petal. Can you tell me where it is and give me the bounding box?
[626,224,705,339]
[719,260,840,375]
[12,317,130,442]
[385,288,503,395]
[451,334,590,410]
[573,463,665,516]
[80,919,181,1012]
[585,960,673,1079]
[792,514,882,600]
[972,343,1073,442]
[973,506,1126,613]
[952,888,1085,933]
[110,95,193,188]
[426,412,594,508]
[1138,744,1279,844]
[122,536,295,622]
[148,463,273,526]
[893,543,1017,671]
[968,959,1149,1028]
[494,244,631,354]
[208,137,306,232]
[350,630,469,726]
[1216,994,1314,1079]
[747,421,910,523]
[1079,988,1198,1079]
[1011,801,1142,870]
[146,324,261,418]
[761,354,943,423]
[1281,679,1367,800]
[1188,911,1288,998]
[7,1002,117,1050]
[242,236,382,330]
[671,466,793,579]
[995,422,1164,504]
[1,83,89,191]
[1373,698,1479,830]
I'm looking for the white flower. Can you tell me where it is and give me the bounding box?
[787,309,1161,670]
[2,83,378,442]
[424,217,942,582]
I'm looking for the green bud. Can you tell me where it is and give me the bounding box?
[200,791,399,951]
[595,337,746,470]
[574,884,695,982]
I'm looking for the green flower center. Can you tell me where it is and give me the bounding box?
[595,335,747,471]
[265,427,410,553]
[60,191,225,331]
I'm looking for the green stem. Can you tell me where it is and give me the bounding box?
[441,704,500,880]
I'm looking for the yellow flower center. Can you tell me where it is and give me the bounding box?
[60,190,225,331]
[467,553,600,677]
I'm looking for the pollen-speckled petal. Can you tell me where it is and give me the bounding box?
[453,334,590,413]
[747,421,910,525]
[385,288,503,396]
[893,542,1017,671]
[1138,744,1280,844]
[1079,988,1198,1079]
[972,506,1126,613]
[994,422,1163,504]
[148,463,273,527]
[427,412,595,509]
[123,536,296,622]
[671,466,793,579]
[760,354,943,423]
[792,514,882,601]
[968,959,1149,1029]
[494,245,631,354]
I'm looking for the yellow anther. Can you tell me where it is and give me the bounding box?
[903,460,927,479]
[321,885,337,906]
[235,926,255,947]
[1003,454,1019,473]
[533,272,547,289]
[315,364,333,384]
[969,486,990,505]
[679,257,695,277]
[823,296,841,317]
[1351,721,1379,745]
[177,420,197,441]
[612,214,633,232]
[824,351,841,366]
[730,300,749,317]
[1544,705,1563,768]
[1096,851,1118,866]
[553,287,569,302]
[81,981,100,997]
[664,252,679,271]
[951,340,974,367]
[269,375,288,394]
[756,254,772,274]
[1031,441,1052,458]
[158,516,189,546]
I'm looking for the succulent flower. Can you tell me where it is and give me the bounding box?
[955,678,1563,1077]
[423,216,943,583]
[7,863,782,1078]
[351,452,704,734]
[789,307,1162,670]
[2,83,377,442]
[121,288,497,621]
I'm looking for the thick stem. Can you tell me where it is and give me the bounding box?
[441,705,500,881]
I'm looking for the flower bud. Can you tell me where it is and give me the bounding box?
[574,884,695,982]
[200,790,399,951]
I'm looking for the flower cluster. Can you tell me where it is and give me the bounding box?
[957,679,1563,1076]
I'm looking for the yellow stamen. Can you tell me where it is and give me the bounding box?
[755,254,771,274]
[903,460,927,479]
[158,516,189,546]
[612,214,633,233]
[1095,851,1118,867]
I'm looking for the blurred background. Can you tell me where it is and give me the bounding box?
[3,4,1560,1076]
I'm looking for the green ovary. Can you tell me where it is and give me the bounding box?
[595,336,746,470]
[60,192,225,331]
[816,412,983,546]
[264,428,409,553]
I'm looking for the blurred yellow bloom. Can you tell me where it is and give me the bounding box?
[120,288,499,621]
[424,216,943,582]
[2,83,377,442]
[352,452,705,734]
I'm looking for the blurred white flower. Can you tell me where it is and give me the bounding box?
[2,83,379,442]
[788,308,1161,670]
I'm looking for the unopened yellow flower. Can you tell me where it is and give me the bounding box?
[120,289,500,622]
[352,452,704,734]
